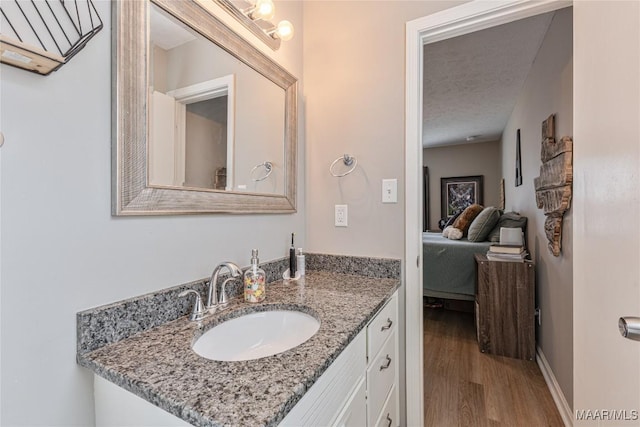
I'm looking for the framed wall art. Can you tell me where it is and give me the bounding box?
[516,128,523,186]
[423,166,430,231]
[441,175,484,218]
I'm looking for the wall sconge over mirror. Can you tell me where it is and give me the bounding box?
[213,0,294,50]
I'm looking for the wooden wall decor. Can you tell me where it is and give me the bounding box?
[534,114,573,256]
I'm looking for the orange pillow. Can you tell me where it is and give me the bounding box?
[452,204,484,235]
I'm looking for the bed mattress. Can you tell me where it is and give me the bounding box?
[422,232,491,300]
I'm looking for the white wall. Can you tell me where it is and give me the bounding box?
[0,0,305,425]
[303,2,467,425]
[184,110,225,189]
[573,1,640,422]
[303,0,467,259]
[163,37,287,193]
[500,7,573,407]
[423,140,502,230]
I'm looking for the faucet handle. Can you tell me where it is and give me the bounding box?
[179,290,207,321]
[218,277,240,309]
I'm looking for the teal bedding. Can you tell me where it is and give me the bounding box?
[422,232,491,300]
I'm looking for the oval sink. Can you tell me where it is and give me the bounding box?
[193,310,320,361]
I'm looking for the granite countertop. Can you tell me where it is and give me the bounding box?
[77,270,399,427]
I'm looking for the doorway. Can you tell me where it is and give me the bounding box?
[404,1,572,425]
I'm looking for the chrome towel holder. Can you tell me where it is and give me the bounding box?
[250,161,273,181]
[330,154,358,177]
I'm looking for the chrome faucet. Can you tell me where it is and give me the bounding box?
[206,262,243,311]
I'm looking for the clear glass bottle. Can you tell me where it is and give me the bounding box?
[296,248,305,276]
[244,249,266,303]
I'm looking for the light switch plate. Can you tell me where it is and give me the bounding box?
[382,179,397,203]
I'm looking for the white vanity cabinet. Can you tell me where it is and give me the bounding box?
[280,331,367,426]
[332,377,367,426]
[365,292,399,427]
[281,291,399,427]
[94,291,399,427]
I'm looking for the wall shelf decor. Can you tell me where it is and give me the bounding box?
[0,0,103,75]
[534,114,573,256]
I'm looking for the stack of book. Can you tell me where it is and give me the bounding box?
[486,244,527,262]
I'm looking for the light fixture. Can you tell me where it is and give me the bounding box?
[268,20,295,41]
[216,0,294,50]
[244,0,275,21]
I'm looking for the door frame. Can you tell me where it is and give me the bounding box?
[404,1,571,424]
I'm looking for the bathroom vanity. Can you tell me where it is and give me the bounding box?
[77,255,400,427]
[280,291,398,426]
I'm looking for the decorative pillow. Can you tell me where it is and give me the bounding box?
[452,204,484,235]
[468,207,501,242]
[439,209,464,231]
[487,212,528,243]
[448,227,463,240]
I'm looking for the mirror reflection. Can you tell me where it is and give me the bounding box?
[148,3,285,195]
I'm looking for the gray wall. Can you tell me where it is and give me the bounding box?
[500,7,573,407]
[423,140,502,230]
[303,2,468,425]
[0,1,305,425]
[303,0,467,258]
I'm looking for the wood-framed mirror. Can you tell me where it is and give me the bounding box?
[112,0,297,215]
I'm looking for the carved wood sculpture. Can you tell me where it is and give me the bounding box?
[534,115,573,256]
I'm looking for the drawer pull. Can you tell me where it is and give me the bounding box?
[386,413,393,427]
[380,354,392,371]
[381,318,393,331]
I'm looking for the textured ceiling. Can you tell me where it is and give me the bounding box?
[422,12,555,148]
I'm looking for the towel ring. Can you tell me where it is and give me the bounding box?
[329,154,358,177]
[250,161,273,182]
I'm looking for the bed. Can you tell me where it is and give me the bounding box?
[422,232,491,301]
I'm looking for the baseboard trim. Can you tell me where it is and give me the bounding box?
[536,346,573,426]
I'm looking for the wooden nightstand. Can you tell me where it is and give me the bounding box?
[474,254,535,360]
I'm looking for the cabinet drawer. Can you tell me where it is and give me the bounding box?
[374,384,398,427]
[367,293,397,360]
[331,377,366,427]
[366,329,397,425]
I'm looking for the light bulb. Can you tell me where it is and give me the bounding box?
[252,0,275,21]
[275,20,294,41]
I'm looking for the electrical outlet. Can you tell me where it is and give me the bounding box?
[335,205,348,227]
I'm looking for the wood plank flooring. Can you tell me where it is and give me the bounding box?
[423,307,564,426]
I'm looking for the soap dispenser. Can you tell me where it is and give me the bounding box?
[244,249,266,303]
